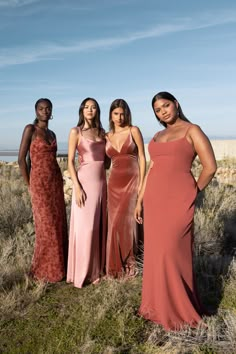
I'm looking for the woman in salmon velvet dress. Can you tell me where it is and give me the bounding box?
[135,91,217,331]
[106,99,146,277]
[67,98,107,288]
[18,98,68,282]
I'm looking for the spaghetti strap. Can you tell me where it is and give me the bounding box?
[153,131,160,142]
[77,126,82,136]
[129,126,134,139]
[184,124,192,137]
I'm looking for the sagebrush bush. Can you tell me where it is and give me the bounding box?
[194,184,236,256]
[0,177,32,239]
[217,157,236,168]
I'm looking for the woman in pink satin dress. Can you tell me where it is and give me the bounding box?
[67,98,107,288]
[105,99,146,278]
[135,91,217,330]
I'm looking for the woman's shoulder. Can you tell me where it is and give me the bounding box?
[187,123,203,135]
[130,125,139,132]
[130,125,143,136]
[152,130,163,140]
[24,123,35,132]
[105,131,113,139]
[70,126,80,134]
[185,123,209,144]
[68,127,80,143]
[22,124,36,138]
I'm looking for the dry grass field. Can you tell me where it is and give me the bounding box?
[0,159,236,353]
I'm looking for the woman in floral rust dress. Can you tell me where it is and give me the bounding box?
[18,98,68,282]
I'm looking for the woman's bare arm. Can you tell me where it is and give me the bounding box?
[18,124,35,186]
[188,125,217,191]
[131,126,146,194]
[68,127,86,207]
[134,160,154,224]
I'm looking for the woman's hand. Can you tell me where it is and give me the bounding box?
[134,201,143,224]
[75,187,87,207]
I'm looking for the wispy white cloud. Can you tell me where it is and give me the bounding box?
[0,0,39,7]
[0,10,236,68]
[0,79,78,92]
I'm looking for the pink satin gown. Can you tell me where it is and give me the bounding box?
[139,126,205,330]
[67,128,107,288]
[105,130,140,277]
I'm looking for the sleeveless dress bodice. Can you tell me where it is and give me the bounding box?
[147,137,197,203]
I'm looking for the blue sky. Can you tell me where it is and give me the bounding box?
[1,0,236,149]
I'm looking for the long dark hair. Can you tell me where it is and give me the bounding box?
[77,97,103,136]
[109,98,132,132]
[151,91,190,127]
[34,98,53,124]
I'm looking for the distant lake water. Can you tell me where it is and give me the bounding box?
[0,151,18,163]
[0,150,68,163]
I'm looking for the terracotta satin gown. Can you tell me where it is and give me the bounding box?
[30,136,68,282]
[106,130,140,277]
[139,127,205,330]
[67,128,107,288]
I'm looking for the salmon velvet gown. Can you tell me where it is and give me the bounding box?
[106,130,139,277]
[139,130,205,330]
[67,128,107,288]
[30,137,68,282]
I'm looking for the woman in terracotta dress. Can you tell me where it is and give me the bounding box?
[135,91,217,331]
[67,98,107,288]
[106,99,146,278]
[18,98,68,283]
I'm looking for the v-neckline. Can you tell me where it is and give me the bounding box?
[108,131,130,153]
[34,136,56,146]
